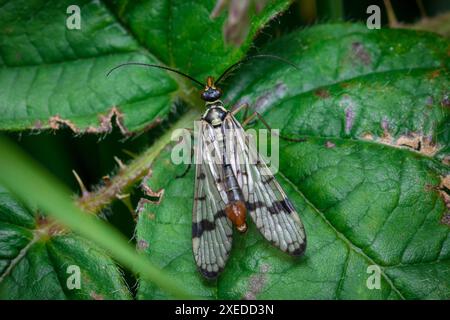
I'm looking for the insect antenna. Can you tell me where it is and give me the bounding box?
[215,54,299,85]
[106,62,204,88]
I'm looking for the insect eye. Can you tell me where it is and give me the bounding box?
[200,91,209,101]
[201,88,221,102]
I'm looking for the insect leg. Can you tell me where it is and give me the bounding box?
[237,104,306,143]
[241,112,257,127]
[176,163,192,179]
[176,128,194,179]
[231,103,249,117]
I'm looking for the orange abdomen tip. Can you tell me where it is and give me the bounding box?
[225,200,248,233]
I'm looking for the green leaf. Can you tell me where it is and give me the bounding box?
[0,136,195,299]
[0,0,290,132]
[0,186,131,299]
[109,0,291,79]
[136,24,450,299]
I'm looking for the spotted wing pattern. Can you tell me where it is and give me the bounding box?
[192,113,307,280]
[192,120,233,279]
[225,115,307,256]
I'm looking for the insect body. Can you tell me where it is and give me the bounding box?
[107,55,307,279]
[192,76,306,279]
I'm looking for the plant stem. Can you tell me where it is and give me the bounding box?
[0,135,196,299]
[76,109,201,213]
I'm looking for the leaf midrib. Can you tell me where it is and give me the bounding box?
[278,171,407,299]
[0,226,40,284]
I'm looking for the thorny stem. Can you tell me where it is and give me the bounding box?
[76,109,201,214]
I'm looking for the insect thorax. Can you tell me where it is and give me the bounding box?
[202,101,227,127]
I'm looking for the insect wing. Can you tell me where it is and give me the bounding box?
[227,115,307,256]
[192,121,233,279]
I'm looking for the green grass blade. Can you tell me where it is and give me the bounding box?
[0,135,195,299]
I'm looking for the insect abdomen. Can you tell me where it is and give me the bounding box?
[223,164,247,233]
